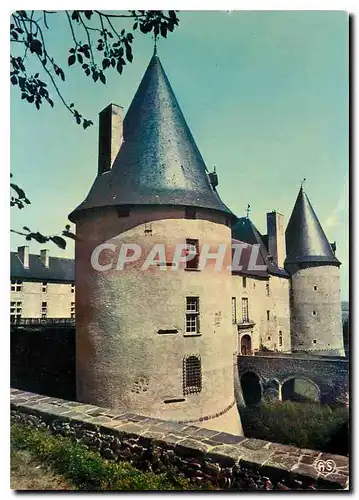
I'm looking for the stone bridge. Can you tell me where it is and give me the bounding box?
[237,354,349,406]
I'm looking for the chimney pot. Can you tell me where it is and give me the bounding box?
[266,211,286,269]
[98,103,124,175]
[40,249,50,268]
[18,245,29,269]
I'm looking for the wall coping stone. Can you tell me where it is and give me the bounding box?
[10,388,349,490]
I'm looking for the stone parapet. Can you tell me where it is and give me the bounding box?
[10,388,349,490]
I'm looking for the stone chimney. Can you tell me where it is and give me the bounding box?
[40,249,49,268]
[98,103,124,175]
[266,211,286,269]
[18,245,29,269]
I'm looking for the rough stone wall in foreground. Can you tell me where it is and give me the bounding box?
[10,389,349,490]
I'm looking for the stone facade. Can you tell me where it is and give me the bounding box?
[10,388,349,490]
[289,264,344,356]
[233,274,291,355]
[10,277,75,319]
[75,206,242,435]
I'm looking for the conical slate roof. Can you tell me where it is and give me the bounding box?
[69,53,233,221]
[285,186,340,265]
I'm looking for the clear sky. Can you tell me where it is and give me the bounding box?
[10,10,349,299]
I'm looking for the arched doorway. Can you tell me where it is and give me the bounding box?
[241,334,252,355]
[241,371,262,405]
[281,377,320,403]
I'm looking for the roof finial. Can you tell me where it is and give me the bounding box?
[301,178,306,189]
[153,34,158,56]
[246,204,251,218]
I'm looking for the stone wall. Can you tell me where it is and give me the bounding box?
[232,274,291,354]
[10,389,349,490]
[11,281,75,319]
[237,354,349,405]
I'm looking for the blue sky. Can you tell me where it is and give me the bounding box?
[10,10,349,298]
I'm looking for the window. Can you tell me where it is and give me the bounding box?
[10,301,22,322]
[183,355,202,395]
[313,286,317,291]
[241,297,249,323]
[71,302,75,319]
[231,297,237,324]
[279,331,283,347]
[267,336,271,341]
[185,239,199,270]
[41,301,47,319]
[242,276,247,288]
[266,282,270,296]
[42,282,47,293]
[185,297,200,334]
[267,310,270,321]
[71,283,75,293]
[313,310,317,316]
[11,280,22,292]
[185,207,197,219]
[313,339,317,344]
[253,282,256,289]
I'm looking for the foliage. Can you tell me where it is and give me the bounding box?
[10,10,179,248]
[10,10,179,128]
[239,399,349,455]
[11,423,213,491]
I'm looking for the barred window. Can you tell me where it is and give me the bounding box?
[241,297,249,323]
[183,355,202,395]
[185,297,200,334]
[232,297,237,324]
[11,280,22,292]
[185,239,199,270]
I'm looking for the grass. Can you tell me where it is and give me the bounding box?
[11,448,73,490]
[239,399,349,455]
[11,422,214,491]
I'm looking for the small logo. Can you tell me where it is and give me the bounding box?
[314,459,336,475]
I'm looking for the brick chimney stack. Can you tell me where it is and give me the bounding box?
[266,211,286,269]
[18,245,29,269]
[98,103,124,175]
[40,249,49,268]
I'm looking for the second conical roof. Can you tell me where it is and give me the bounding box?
[285,186,339,265]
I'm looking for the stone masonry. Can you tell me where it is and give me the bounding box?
[10,389,349,490]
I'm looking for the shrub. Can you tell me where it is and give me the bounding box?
[11,423,214,491]
[239,399,349,455]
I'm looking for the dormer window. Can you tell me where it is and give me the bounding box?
[185,207,197,219]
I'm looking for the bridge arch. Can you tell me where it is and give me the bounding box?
[240,370,262,405]
[280,375,320,403]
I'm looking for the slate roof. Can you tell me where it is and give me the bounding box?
[69,53,233,222]
[285,186,340,266]
[231,217,289,278]
[10,252,75,282]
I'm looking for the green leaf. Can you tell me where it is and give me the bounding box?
[68,55,76,66]
[50,236,67,249]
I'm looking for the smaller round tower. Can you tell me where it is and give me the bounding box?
[285,185,345,357]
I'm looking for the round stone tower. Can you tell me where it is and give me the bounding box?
[285,185,345,357]
[69,52,243,435]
